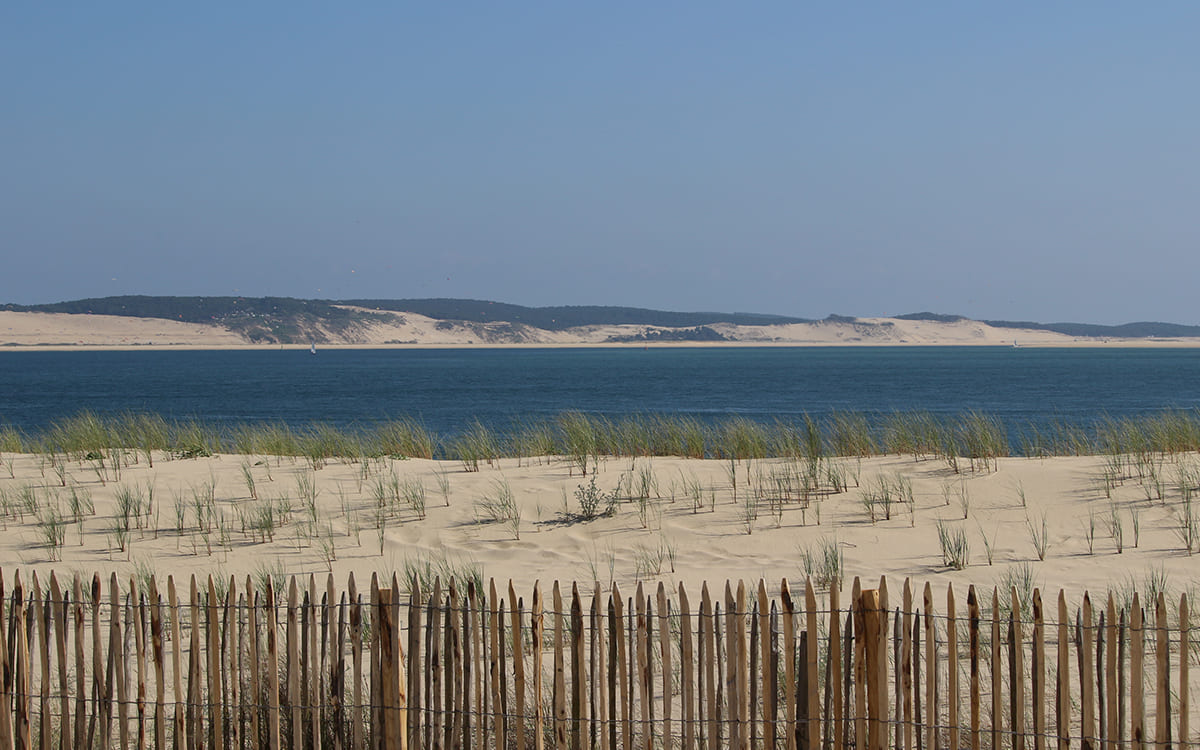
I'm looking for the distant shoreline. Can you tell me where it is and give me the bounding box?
[5,339,1200,352]
[5,309,1200,349]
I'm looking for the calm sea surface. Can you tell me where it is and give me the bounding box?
[2,347,1200,438]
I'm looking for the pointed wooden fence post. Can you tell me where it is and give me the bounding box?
[724,583,744,748]
[534,581,545,750]
[968,586,981,750]
[679,583,694,750]
[206,576,222,750]
[831,581,844,750]
[1180,593,1189,750]
[1012,587,1025,750]
[1119,611,1128,750]
[592,583,605,750]
[0,571,10,750]
[33,573,51,750]
[487,580,501,750]
[758,581,772,750]
[473,580,485,750]
[308,575,321,750]
[288,577,302,750]
[186,573,202,748]
[657,583,672,750]
[407,577,422,750]
[948,584,959,750]
[805,578,821,750]
[853,578,866,750]
[327,575,341,750]
[72,575,86,750]
[14,571,31,750]
[1057,590,1071,750]
[553,582,567,750]
[923,583,936,750]
[1106,596,1118,750]
[378,586,406,750]
[879,578,890,750]
[133,576,148,750]
[1132,594,1145,750]
[991,588,1002,750]
[511,581,527,750]
[447,578,461,750]
[1082,593,1095,750]
[267,578,282,750]
[427,577,441,750]
[614,583,631,750]
[1098,611,1108,750]
[499,599,511,750]
[246,578,261,750]
[572,583,587,750]
[147,575,165,750]
[348,574,364,750]
[1032,590,1045,750]
[700,584,716,750]
[782,579,797,750]
[861,586,885,750]
[636,583,651,750]
[902,579,913,750]
[1155,593,1170,750]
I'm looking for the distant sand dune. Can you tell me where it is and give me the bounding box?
[4,309,1197,348]
[0,310,244,347]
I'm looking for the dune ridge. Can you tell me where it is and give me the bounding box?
[4,309,1198,349]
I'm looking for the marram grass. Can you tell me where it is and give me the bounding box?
[7,408,1200,465]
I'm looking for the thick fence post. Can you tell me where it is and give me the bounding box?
[860,588,885,750]
[378,587,406,750]
[1155,594,1170,750]
[534,581,545,750]
[0,571,10,750]
[1032,590,1045,750]
[805,579,821,750]
[14,572,31,750]
[948,584,959,750]
[902,580,913,750]
[1082,593,1096,750]
[1057,591,1071,750]
[1132,595,1144,750]
[1106,596,1118,750]
[1181,594,1190,750]
[831,581,844,750]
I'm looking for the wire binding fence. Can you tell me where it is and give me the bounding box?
[0,568,1193,750]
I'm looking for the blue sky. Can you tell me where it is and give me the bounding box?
[3,3,1199,324]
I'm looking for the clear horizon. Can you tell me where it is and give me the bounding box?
[4,5,1199,325]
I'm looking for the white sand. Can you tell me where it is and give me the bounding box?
[1,448,1194,604]
[0,310,245,347]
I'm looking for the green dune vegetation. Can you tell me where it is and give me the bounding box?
[4,408,1200,472]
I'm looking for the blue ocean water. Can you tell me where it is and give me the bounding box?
[2,347,1200,438]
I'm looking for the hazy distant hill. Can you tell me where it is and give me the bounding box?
[1,296,811,343]
[896,312,1200,339]
[4,296,1199,344]
[343,298,810,330]
[0,296,389,343]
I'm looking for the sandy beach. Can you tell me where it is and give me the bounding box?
[1,446,1195,606]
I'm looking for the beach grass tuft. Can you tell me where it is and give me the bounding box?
[937,520,970,570]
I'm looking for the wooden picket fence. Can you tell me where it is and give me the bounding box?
[0,568,1193,750]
